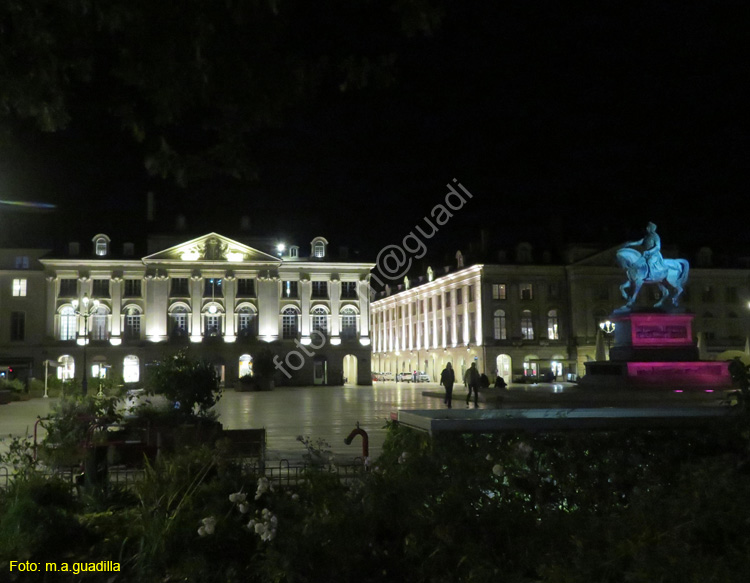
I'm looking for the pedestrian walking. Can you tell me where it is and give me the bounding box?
[464,362,481,407]
[440,362,456,408]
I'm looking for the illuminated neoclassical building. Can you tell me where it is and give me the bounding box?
[370,262,574,384]
[0,232,374,388]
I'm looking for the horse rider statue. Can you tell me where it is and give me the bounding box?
[615,222,690,312]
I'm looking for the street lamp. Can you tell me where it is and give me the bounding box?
[599,320,616,359]
[72,294,99,396]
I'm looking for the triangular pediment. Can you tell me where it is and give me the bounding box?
[143,233,281,264]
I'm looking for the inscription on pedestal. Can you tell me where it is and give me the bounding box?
[634,325,688,341]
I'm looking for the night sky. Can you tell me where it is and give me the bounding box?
[1,1,747,262]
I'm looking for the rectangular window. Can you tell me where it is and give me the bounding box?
[59,278,77,297]
[341,282,358,299]
[468,286,474,302]
[123,279,142,298]
[520,283,533,300]
[15,256,30,269]
[204,278,223,298]
[92,279,110,298]
[437,296,442,310]
[12,278,27,297]
[456,289,463,305]
[170,278,190,297]
[311,281,328,299]
[10,312,25,341]
[282,281,298,299]
[445,291,451,308]
[492,284,507,300]
[237,278,256,297]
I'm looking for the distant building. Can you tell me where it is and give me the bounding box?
[0,232,374,388]
[370,244,750,383]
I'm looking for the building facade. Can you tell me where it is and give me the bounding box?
[0,233,374,388]
[371,244,750,383]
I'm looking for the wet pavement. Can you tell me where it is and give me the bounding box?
[0,381,731,465]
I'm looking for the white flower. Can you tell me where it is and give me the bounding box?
[364,456,372,468]
[492,463,504,477]
[398,451,409,464]
[229,492,247,504]
[486,454,493,461]
[291,493,299,501]
[238,503,249,514]
[255,477,274,500]
[199,516,216,536]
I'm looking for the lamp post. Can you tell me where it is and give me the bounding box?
[72,294,99,396]
[599,320,616,359]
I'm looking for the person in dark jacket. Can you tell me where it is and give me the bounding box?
[440,362,456,408]
[464,362,481,408]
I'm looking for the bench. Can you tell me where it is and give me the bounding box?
[218,428,266,473]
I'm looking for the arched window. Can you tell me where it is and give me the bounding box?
[341,306,358,339]
[547,309,559,340]
[90,305,109,341]
[92,234,110,257]
[169,304,189,336]
[311,236,328,258]
[57,355,75,380]
[239,354,253,377]
[123,355,140,383]
[59,306,77,341]
[311,306,329,335]
[521,310,534,340]
[282,307,300,339]
[493,309,507,340]
[123,306,142,339]
[203,304,223,337]
[237,305,258,337]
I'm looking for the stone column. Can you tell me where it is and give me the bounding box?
[224,273,236,340]
[46,276,56,338]
[463,283,471,345]
[300,279,312,338]
[330,277,341,338]
[190,273,202,340]
[474,279,483,346]
[110,277,122,338]
[358,279,370,340]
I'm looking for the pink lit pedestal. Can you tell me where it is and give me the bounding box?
[582,312,731,390]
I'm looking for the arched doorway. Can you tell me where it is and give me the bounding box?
[495,354,511,384]
[343,354,358,385]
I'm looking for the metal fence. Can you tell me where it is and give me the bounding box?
[0,457,368,491]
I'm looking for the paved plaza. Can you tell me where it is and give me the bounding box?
[0,380,729,467]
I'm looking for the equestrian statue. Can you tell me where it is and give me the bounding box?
[615,222,690,312]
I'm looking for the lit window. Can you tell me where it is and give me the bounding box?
[341,307,358,339]
[170,306,189,336]
[313,242,325,258]
[282,307,299,339]
[521,310,534,340]
[123,355,140,383]
[239,354,253,377]
[493,310,507,340]
[547,309,559,340]
[95,238,108,256]
[57,355,75,380]
[12,279,27,297]
[282,281,298,298]
[311,307,328,335]
[237,306,257,337]
[90,306,109,341]
[60,306,77,341]
[492,284,507,300]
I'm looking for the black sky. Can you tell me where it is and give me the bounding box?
[1,1,747,260]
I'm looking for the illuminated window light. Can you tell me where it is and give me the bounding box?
[190,335,203,343]
[359,337,371,346]
[300,336,312,346]
[330,337,341,346]
[227,252,244,262]
[110,337,122,346]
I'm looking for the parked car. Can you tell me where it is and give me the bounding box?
[380,371,394,381]
[396,372,413,382]
[416,372,430,382]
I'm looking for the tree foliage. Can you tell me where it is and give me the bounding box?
[0,0,445,184]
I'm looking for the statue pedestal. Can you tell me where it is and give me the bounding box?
[582,312,731,390]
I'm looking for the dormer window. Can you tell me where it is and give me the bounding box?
[92,234,111,257]
[311,237,329,259]
[289,245,299,258]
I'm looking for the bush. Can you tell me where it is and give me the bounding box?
[146,350,222,418]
